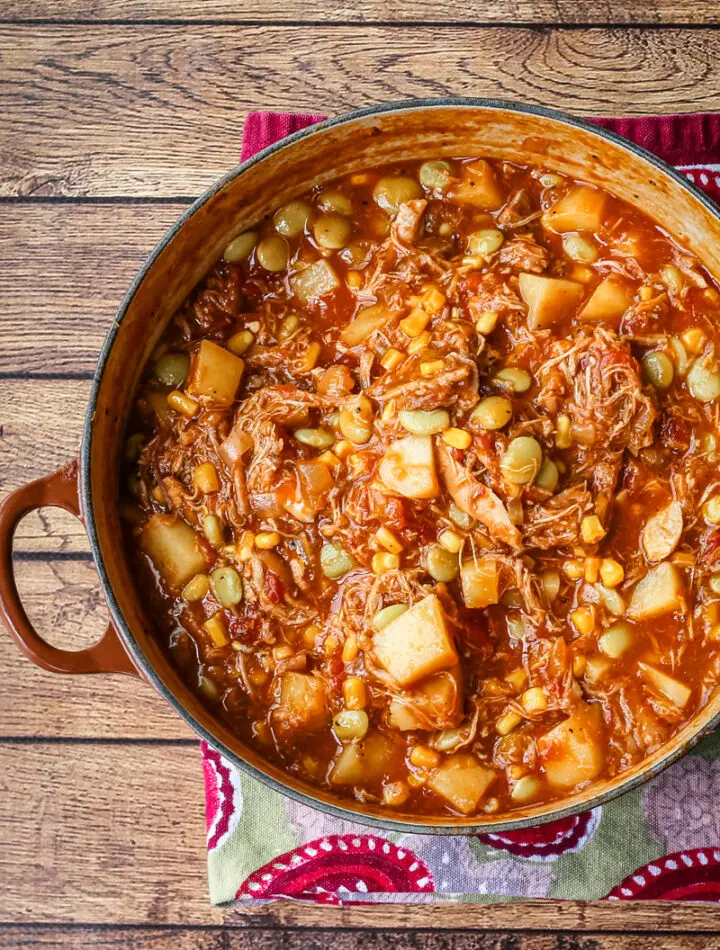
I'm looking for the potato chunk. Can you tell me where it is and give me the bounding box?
[340,303,400,347]
[640,501,683,563]
[427,753,497,814]
[538,702,605,790]
[460,557,500,609]
[450,159,505,210]
[187,340,244,406]
[579,276,635,324]
[639,663,692,709]
[140,513,209,588]
[378,434,439,499]
[330,732,395,785]
[373,594,458,687]
[627,562,686,620]
[273,673,328,738]
[518,273,585,330]
[290,259,340,301]
[388,666,463,731]
[543,185,607,233]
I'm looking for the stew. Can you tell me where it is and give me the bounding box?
[124,157,720,818]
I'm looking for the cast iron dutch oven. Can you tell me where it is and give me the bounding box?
[3,99,720,833]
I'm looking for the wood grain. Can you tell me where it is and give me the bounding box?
[0,741,220,924]
[1,927,719,950]
[1,26,720,198]
[2,0,718,24]
[1,739,720,929]
[0,203,183,375]
[0,557,192,739]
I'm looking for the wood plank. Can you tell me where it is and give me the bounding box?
[0,927,718,950]
[1,740,720,929]
[0,378,89,498]
[0,557,193,739]
[0,203,183,375]
[1,26,719,198]
[2,0,717,25]
[0,741,221,924]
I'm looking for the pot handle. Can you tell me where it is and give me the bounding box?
[0,460,138,676]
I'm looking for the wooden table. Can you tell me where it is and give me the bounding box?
[2,2,720,946]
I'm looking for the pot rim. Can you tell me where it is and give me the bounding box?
[80,96,720,834]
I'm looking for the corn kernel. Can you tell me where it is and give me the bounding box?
[400,307,431,338]
[407,773,426,788]
[381,348,405,371]
[376,526,404,554]
[496,710,523,736]
[204,613,229,647]
[350,172,370,185]
[182,573,210,602]
[279,315,300,340]
[323,634,339,656]
[521,687,548,713]
[682,327,706,355]
[555,414,572,449]
[248,721,269,746]
[505,668,528,692]
[581,514,606,544]
[248,665,269,687]
[167,390,198,418]
[347,453,366,477]
[372,552,400,574]
[571,605,596,636]
[227,329,254,356]
[422,286,446,313]
[273,644,294,660]
[600,558,624,588]
[194,462,220,494]
[409,745,441,769]
[704,497,720,524]
[381,399,397,422]
[442,427,472,450]
[639,285,655,301]
[475,310,499,335]
[151,484,165,504]
[407,331,432,355]
[317,450,341,469]
[584,557,601,584]
[342,634,359,663]
[343,675,367,709]
[563,558,585,579]
[255,531,281,549]
[420,359,445,377]
[572,654,587,678]
[303,623,320,650]
[334,439,355,459]
[571,265,594,283]
[347,270,363,289]
[300,341,322,372]
[438,530,464,554]
[383,780,410,807]
[237,530,255,561]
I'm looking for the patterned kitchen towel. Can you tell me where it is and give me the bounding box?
[204,109,720,906]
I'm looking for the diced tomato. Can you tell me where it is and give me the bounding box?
[660,415,691,455]
[701,530,720,567]
[264,570,285,604]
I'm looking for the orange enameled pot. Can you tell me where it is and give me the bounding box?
[3,99,720,833]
